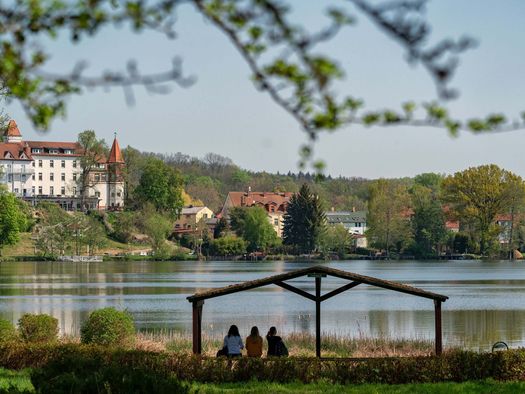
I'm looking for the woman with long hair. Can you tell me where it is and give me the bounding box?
[223,324,244,357]
[245,326,263,357]
[266,326,287,357]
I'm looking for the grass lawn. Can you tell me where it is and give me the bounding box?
[189,380,525,394]
[0,368,524,394]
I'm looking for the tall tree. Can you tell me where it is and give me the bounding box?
[77,130,108,211]
[282,183,326,254]
[441,164,525,256]
[134,157,184,218]
[366,179,412,256]
[410,184,447,257]
[230,206,279,252]
[0,189,29,255]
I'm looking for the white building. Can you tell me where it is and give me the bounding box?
[0,120,125,210]
[325,210,368,248]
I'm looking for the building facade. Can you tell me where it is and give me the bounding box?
[221,190,293,237]
[0,120,124,210]
[174,206,215,233]
[325,209,368,248]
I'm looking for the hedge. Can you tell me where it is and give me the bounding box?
[1,343,525,385]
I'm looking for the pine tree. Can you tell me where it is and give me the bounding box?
[283,184,326,253]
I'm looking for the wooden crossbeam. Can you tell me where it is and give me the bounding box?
[319,281,361,302]
[275,281,316,301]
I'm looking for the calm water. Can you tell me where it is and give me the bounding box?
[1,259,524,350]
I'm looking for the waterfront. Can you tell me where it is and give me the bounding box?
[0,259,524,351]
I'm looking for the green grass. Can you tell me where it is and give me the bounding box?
[189,380,525,394]
[0,368,34,394]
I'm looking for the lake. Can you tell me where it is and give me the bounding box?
[0,259,524,351]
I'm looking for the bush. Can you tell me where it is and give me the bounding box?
[80,308,135,347]
[29,348,188,394]
[18,314,58,343]
[0,319,18,344]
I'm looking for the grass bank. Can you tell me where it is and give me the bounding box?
[3,369,525,394]
[189,380,525,393]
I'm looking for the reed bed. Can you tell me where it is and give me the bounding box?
[132,330,435,357]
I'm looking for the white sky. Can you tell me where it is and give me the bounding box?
[4,0,525,178]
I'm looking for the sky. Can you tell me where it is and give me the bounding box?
[4,0,525,179]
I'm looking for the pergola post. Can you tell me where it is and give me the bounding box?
[434,299,442,356]
[315,276,321,358]
[192,300,204,355]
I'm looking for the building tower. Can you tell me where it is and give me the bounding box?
[3,120,23,143]
[106,133,125,209]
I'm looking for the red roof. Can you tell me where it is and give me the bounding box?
[0,142,33,160]
[5,120,22,137]
[226,191,292,212]
[107,137,124,164]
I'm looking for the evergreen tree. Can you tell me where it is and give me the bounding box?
[282,184,326,254]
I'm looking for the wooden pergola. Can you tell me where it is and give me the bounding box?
[187,266,448,357]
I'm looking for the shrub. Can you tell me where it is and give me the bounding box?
[80,308,135,346]
[30,349,188,394]
[0,319,18,344]
[18,314,58,343]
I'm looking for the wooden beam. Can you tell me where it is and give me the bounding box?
[275,281,316,301]
[315,276,321,358]
[434,299,442,356]
[319,281,360,302]
[192,300,204,355]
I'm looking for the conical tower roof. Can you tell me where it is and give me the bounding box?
[108,134,124,163]
[5,120,22,137]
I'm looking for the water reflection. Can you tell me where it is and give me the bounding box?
[0,260,525,349]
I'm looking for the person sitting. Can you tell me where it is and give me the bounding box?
[245,326,263,357]
[223,324,244,357]
[266,326,288,357]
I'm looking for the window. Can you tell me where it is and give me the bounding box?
[61,186,65,195]
[61,173,65,181]
[49,186,54,195]
[73,173,77,181]
[7,174,12,182]
[32,161,35,167]
[50,173,54,181]
[32,187,35,194]
[274,218,279,226]
[49,149,59,154]
[49,160,54,168]
[95,174,100,182]
[38,173,42,181]
[73,160,77,168]
[38,160,42,167]
[32,148,41,153]
[111,192,115,197]
[73,187,77,195]
[203,213,208,219]
[117,192,121,197]
[23,189,26,196]
[95,191,101,198]
[38,186,42,195]
[21,174,26,181]
[64,149,73,154]
[61,160,65,168]
[32,174,35,181]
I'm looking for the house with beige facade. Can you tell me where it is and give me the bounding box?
[174,206,214,233]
